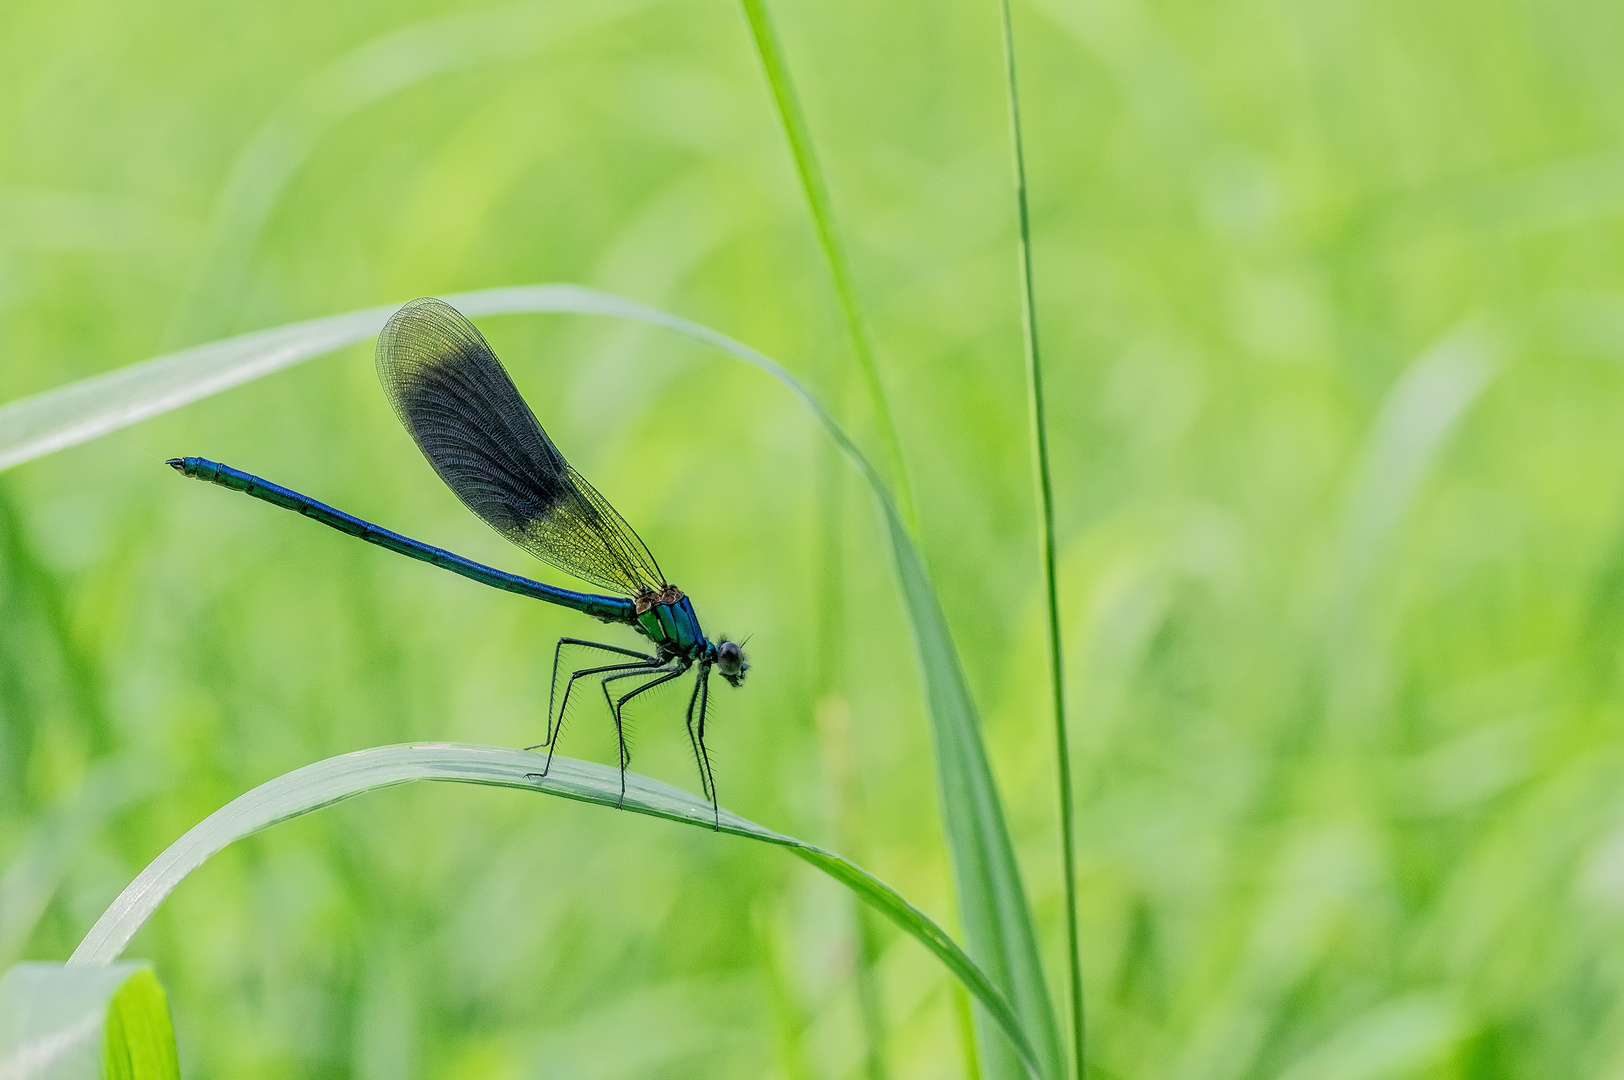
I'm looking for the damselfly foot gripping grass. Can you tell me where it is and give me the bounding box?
[169,298,747,828]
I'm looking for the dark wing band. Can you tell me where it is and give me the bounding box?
[375,297,665,597]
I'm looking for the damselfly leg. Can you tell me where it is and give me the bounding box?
[536,642,662,783]
[685,662,719,829]
[683,672,709,802]
[548,636,656,747]
[535,660,654,757]
[600,662,689,807]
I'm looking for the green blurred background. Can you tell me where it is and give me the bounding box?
[5,0,1624,1075]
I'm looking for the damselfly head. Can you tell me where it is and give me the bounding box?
[716,639,748,687]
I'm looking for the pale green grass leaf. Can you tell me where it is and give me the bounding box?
[65,743,1041,1078]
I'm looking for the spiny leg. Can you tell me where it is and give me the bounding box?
[546,645,658,746]
[600,663,687,808]
[693,662,718,830]
[546,638,656,744]
[536,658,656,751]
[682,671,710,804]
[534,657,661,775]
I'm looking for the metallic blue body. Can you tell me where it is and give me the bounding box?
[636,592,711,661]
[171,457,640,626]
[169,457,726,657]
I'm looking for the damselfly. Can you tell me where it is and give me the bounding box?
[168,298,747,826]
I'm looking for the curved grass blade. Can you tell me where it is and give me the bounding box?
[0,284,1063,1077]
[64,744,1041,1079]
[995,2,1083,1077]
[0,963,179,1080]
[0,285,639,472]
[1329,321,1501,637]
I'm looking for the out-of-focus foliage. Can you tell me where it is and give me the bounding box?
[3,0,1624,1076]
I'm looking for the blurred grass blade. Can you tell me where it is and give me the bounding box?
[0,300,394,470]
[0,963,179,1080]
[881,495,1064,1080]
[0,760,160,968]
[169,0,666,345]
[64,743,1042,1080]
[1333,321,1502,618]
[737,0,917,533]
[995,3,1082,1077]
[1,285,650,471]
[1274,992,1462,1080]
[0,284,1062,1077]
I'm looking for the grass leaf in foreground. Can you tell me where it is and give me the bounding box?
[0,963,179,1080]
[64,744,1042,1079]
[0,284,1062,1077]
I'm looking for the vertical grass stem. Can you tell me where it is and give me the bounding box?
[738,0,918,534]
[997,2,1083,1076]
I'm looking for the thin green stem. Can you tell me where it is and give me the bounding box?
[997,2,1082,1077]
[738,0,917,534]
[953,982,986,1080]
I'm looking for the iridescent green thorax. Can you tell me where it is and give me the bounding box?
[634,586,710,660]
